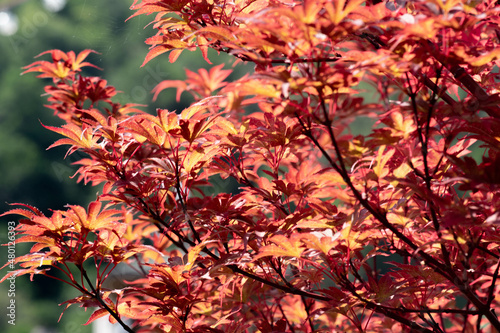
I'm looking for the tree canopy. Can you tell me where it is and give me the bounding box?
[3,0,500,332]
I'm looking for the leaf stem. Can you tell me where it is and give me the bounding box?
[80,266,135,333]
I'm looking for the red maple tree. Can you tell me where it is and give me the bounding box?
[3,0,500,332]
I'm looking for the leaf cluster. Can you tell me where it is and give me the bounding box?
[3,1,500,332]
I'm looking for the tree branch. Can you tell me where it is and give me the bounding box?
[80,266,135,333]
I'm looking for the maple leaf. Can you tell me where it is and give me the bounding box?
[153,64,232,101]
[65,201,122,232]
[253,235,304,260]
[22,49,100,79]
[44,122,100,153]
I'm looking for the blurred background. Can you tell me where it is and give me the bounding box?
[0,0,245,332]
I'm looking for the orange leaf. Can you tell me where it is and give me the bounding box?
[169,48,184,63]
[141,45,171,67]
[196,26,235,42]
[152,80,187,102]
[83,308,109,325]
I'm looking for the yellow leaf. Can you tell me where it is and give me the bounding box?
[325,0,366,25]
[393,162,412,178]
[387,212,410,226]
[215,117,238,135]
[300,231,339,255]
[373,145,395,179]
[469,49,500,67]
[253,235,303,260]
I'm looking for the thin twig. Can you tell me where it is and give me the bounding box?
[80,267,135,333]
